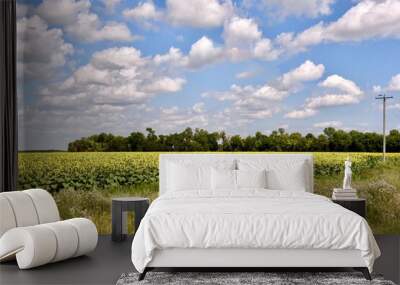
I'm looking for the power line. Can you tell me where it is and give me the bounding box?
[375,94,393,161]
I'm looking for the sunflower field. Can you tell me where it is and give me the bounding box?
[18,152,400,234]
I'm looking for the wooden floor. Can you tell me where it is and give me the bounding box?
[0,235,399,285]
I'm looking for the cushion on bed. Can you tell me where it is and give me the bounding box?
[237,159,307,191]
[211,168,236,191]
[167,162,211,191]
[236,169,267,189]
[166,160,236,192]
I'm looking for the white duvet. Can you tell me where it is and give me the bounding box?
[131,190,380,273]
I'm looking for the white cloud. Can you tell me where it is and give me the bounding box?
[325,0,400,42]
[187,36,223,68]
[152,17,280,70]
[223,17,261,46]
[204,60,325,123]
[242,109,273,119]
[304,75,363,109]
[41,93,89,108]
[152,18,279,70]
[277,60,325,90]
[102,0,121,11]
[166,0,233,28]
[388,103,400,110]
[319,74,362,95]
[67,14,134,42]
[203,83,287,102]
[373,85,382,93]
[278,0,400,53]
[153,47,187,67]
[261,0,335,19]
[236,70,256,79]
[92,47,145,69]
[193,102,205,113]
[202,84,244,101]
[36,0,90,25]
[305,94,360,109]
[73,64,111,85]
[17,15,73,79]
[373,73,400,93]
[253,38,281,60]
[313,120,342,128]
[202,83,281,126]
[148,104,209,132]
[285,74,363,119]
[204,60,324,123]
[284,108,318,119]
[123,1,162,22]
[253,85,289,101]
[276,24,324,53]
[213,103,277,129]
[86,104,125,114]
[387,74,400,91]
[223,16,281,61]
[153,36,223,69]
[40,46,186,108]
[143,77,186,93]
[37,0,133,42]
[160,106,179,115]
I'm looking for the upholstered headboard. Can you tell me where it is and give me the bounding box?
[159,153,314,195]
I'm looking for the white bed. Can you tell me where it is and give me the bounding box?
[131,154,380,280]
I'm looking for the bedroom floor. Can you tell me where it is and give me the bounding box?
[0,235,399,285]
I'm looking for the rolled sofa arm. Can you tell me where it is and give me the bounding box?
[0,218,98,269]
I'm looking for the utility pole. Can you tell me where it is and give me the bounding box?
[375,94,393,161]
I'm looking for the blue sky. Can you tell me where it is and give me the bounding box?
[17,0,400,150]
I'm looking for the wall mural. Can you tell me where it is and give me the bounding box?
[17,0,400,234]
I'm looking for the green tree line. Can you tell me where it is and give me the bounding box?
[67,127,400,152]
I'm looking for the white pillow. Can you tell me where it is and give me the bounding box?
[167,162,211,192]
[211,168,236,191]
[266,168,306,191]
[237,159,308,191]
[165,159,236,193]
[236,169,267,189]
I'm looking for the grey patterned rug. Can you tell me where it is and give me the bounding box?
[116,272,396,285]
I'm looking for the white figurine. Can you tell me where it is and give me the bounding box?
[343,158,352,190]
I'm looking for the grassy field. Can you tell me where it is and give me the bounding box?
[18,152,400,234]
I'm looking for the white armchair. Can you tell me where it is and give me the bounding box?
[0,189,98,269]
